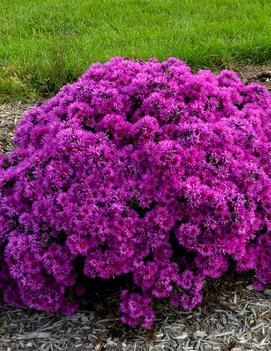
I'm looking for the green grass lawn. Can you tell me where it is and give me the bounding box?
[1,0,271,101]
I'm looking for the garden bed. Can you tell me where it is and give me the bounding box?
[1,64,271,351]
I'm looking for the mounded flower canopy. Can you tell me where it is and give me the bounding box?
[1,57,271,328]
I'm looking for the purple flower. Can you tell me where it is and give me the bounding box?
[1,57,271,328]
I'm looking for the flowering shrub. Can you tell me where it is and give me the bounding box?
[1,57,271,328]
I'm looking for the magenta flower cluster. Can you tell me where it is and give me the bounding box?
[1,57,271,328]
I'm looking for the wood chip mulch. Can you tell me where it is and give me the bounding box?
[0,276,271,351]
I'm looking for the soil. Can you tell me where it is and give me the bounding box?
[228,63,271,90]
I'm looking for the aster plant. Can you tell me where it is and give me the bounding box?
[1,57,271,328]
